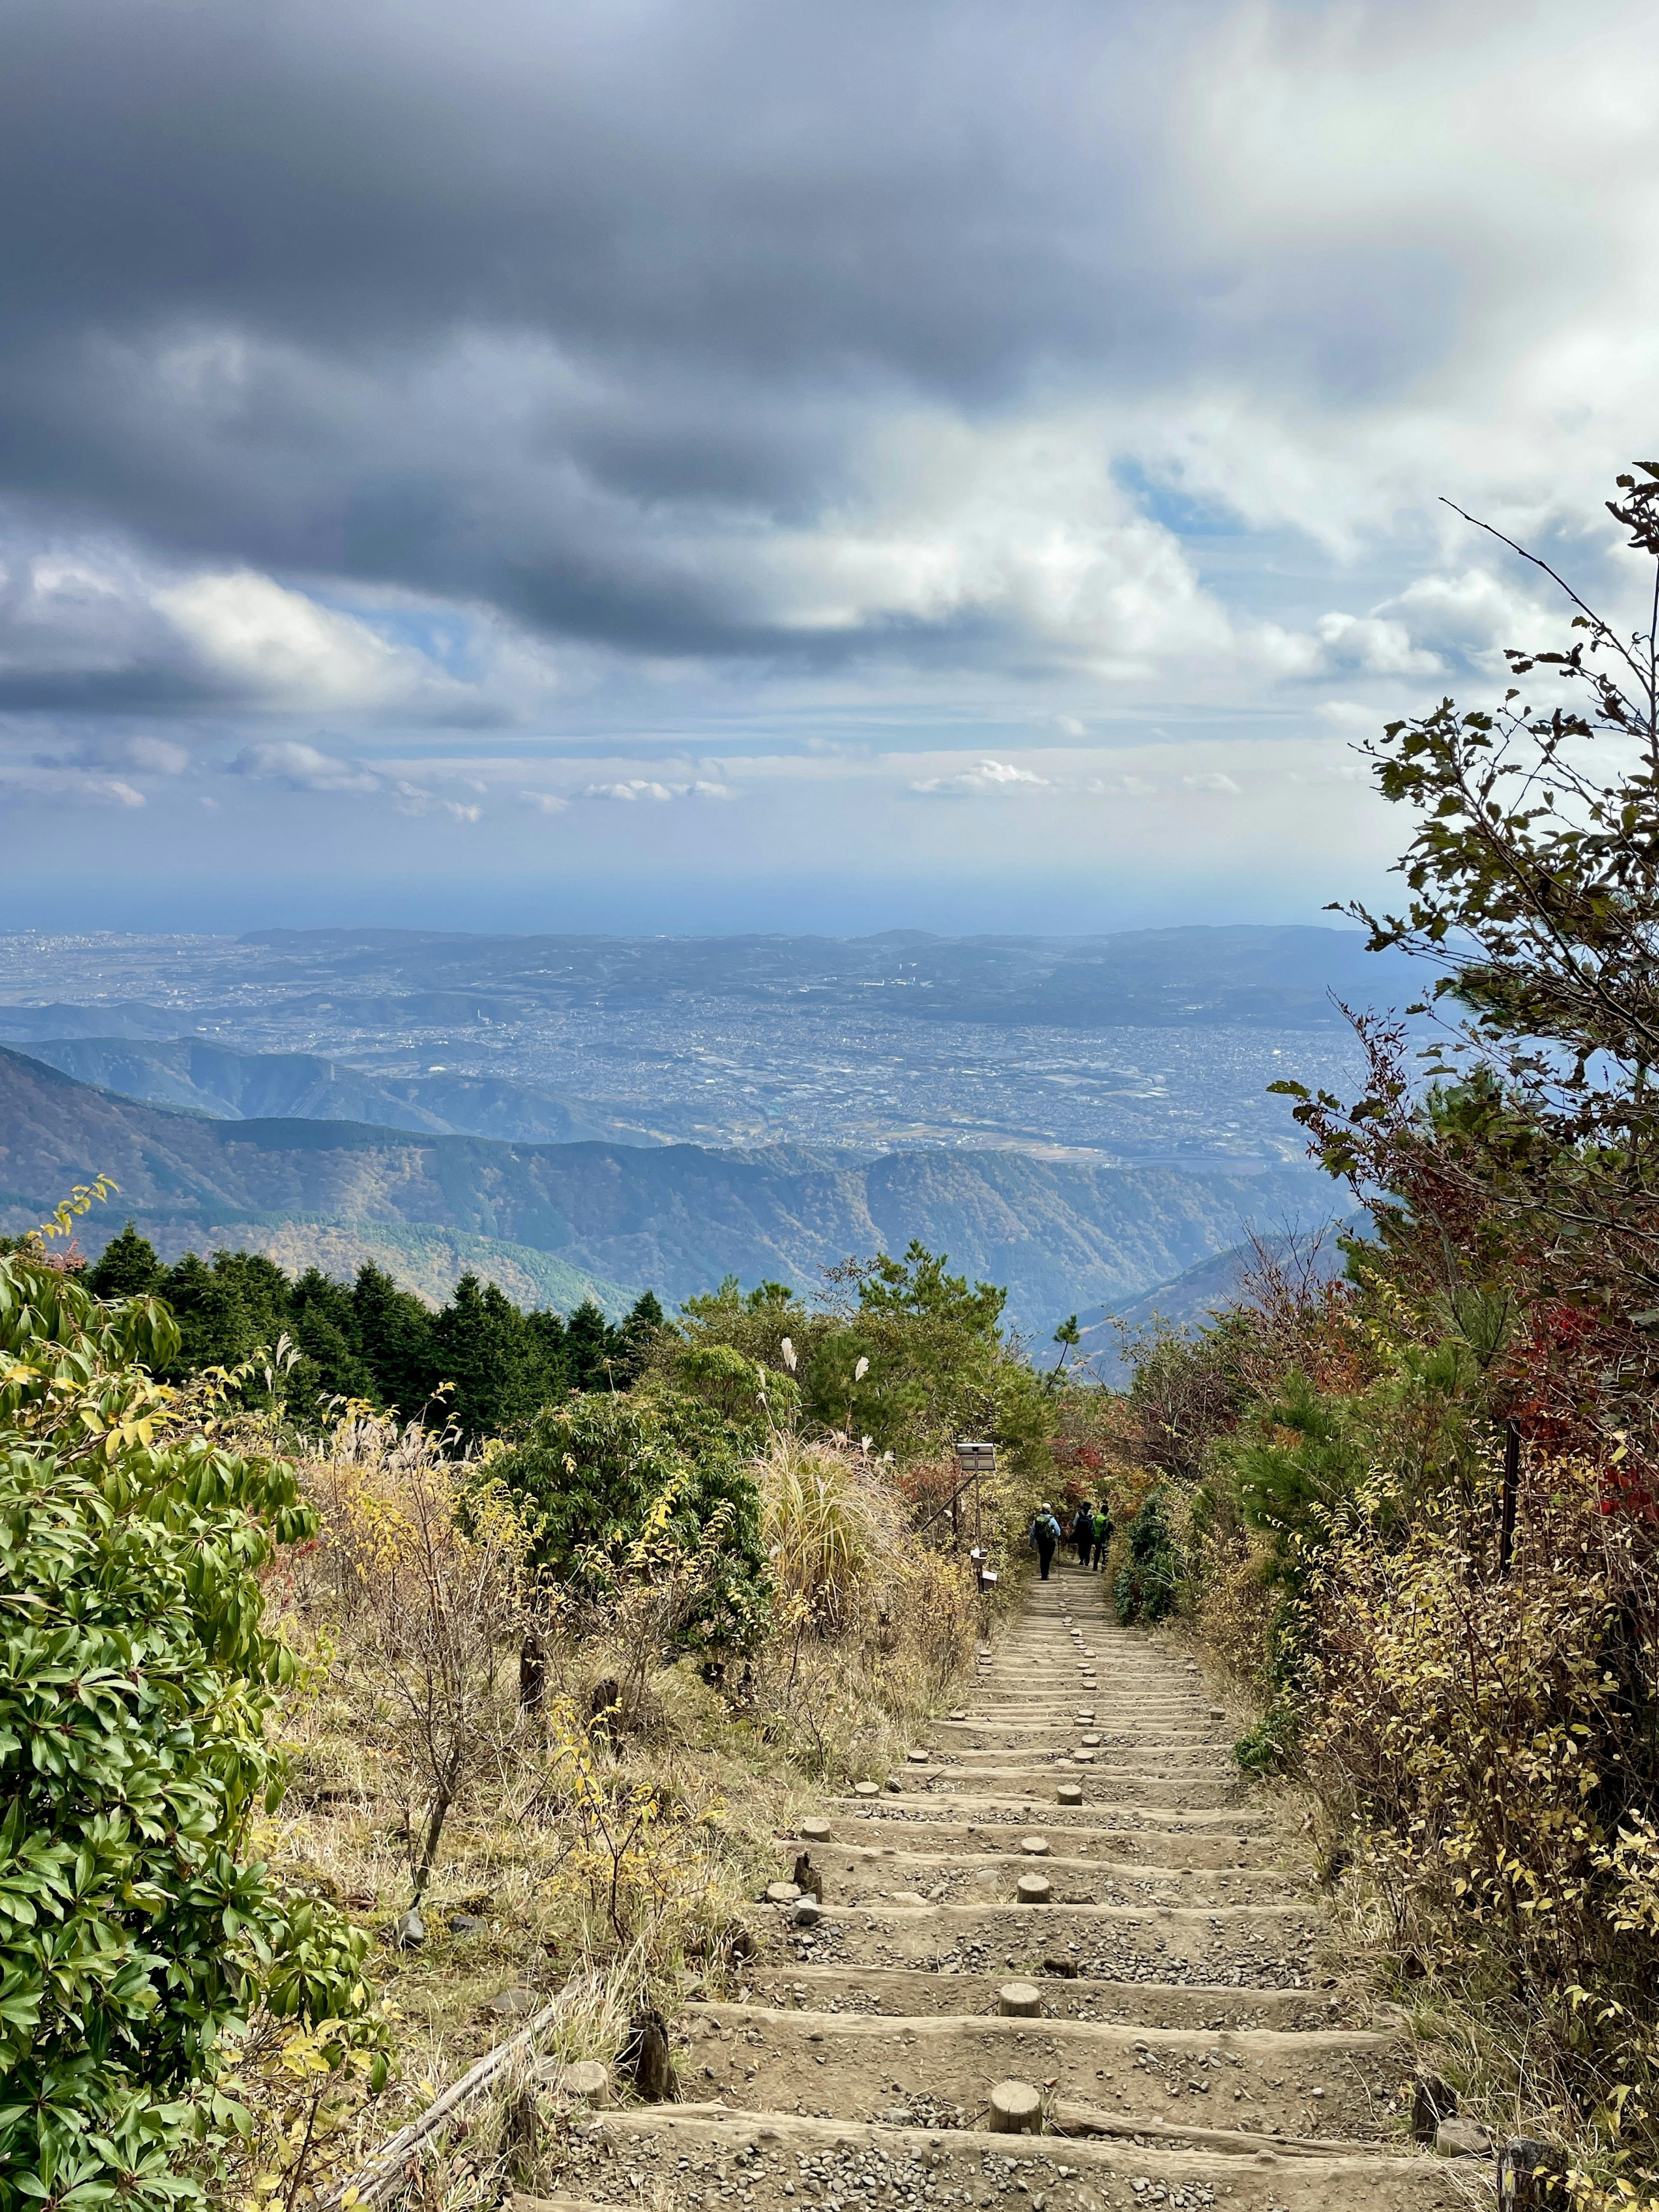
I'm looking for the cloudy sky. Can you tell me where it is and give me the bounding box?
[1,0,1654,934]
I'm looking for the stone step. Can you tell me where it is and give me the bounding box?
[807,1812,1280,1866]
[736,1963,1364,2034]
[680,2002,1405,2142]
[840,1769,1242,1810]
[775,1898,1325,1989]
[578,2101,1463,2212]
[774,1843,1309,1908]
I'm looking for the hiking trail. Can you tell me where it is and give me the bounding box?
[529,1560,1469,2212]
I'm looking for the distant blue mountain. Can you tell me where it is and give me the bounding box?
[0,1044,1329,1331]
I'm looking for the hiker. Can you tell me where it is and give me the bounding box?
[1030,1501,1062,1580]
[1070,1499,1093,1568]
[1088,1499,1112,1572]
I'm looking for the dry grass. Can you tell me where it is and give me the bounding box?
[235,1418,989,2207]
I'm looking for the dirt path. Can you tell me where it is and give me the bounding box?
[534,1562,1475,2212]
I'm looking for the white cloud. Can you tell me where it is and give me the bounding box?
[1316,699,1383,733]
[1182,771,1241,795]
[520,789,570,814]
[1379,567,1551,664]
[912,758,1050,798]
[154,570,469,712]
[125,735,191,775]
[0,763,147,807]
[1314,611,1442,677]
[229,737,380,792]
[576,777,734,802]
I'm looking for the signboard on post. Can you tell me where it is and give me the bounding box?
[954,1440,995,1545]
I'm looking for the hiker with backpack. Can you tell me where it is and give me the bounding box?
[1088,1499,1112,1571]
[1070,1499,1094,1568]
[1030,1502,1062,1581]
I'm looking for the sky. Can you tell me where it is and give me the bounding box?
[1,0,1656,936]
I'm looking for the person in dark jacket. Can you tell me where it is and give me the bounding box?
[1070,1500,1093,1568]
[1030,1503,1062,1580]
[1088,1500,1112,1571]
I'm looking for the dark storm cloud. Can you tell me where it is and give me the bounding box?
[0,0,1177,380]
[0,0,1445,670]
[0,0,1640,764]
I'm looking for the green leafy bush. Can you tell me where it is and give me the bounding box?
[489,1386,770,1652]
[1113,1490,1181,1624]
[672,1243,1052,1491]
[0,1233,381,2210]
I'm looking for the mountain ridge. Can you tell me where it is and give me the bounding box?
[0,1046,1327,1328]
[4,1035,664,1146]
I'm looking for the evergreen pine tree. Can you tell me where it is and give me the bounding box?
[351,1261,439,1417]
[86,1221,164,1300]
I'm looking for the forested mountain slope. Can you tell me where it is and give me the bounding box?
[0,1046,1324,1325]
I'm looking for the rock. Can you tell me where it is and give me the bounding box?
[998,1980,1042,2017]
[801,1816,833,1843]
[484,1985,537,2021]
[1057,1782,1084,1806]
[1019,1835,1050,1856]
[1016,1873,1052,1904]
[448,1913,484,1936]
[1410,2074,1458,2144]
[793,1898,822,1928]
[854,1781,881,1797]
[766,1881,803,1906]
[390,1907,425,1949]
[988,2079,1043,2134]
[623,2007,674,2102]
[949,1710,968,1720]
[886,1778,903,1793]
[1041,1955,1078,1977]
[1435,2119,1491,2158]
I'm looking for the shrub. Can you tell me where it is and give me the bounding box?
[306,1417,530,1901]
[1114,1491,1181,1624]
[490,1386,771,1655]
[1303,1460,1659,2141]
[0,1235,381,2210]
